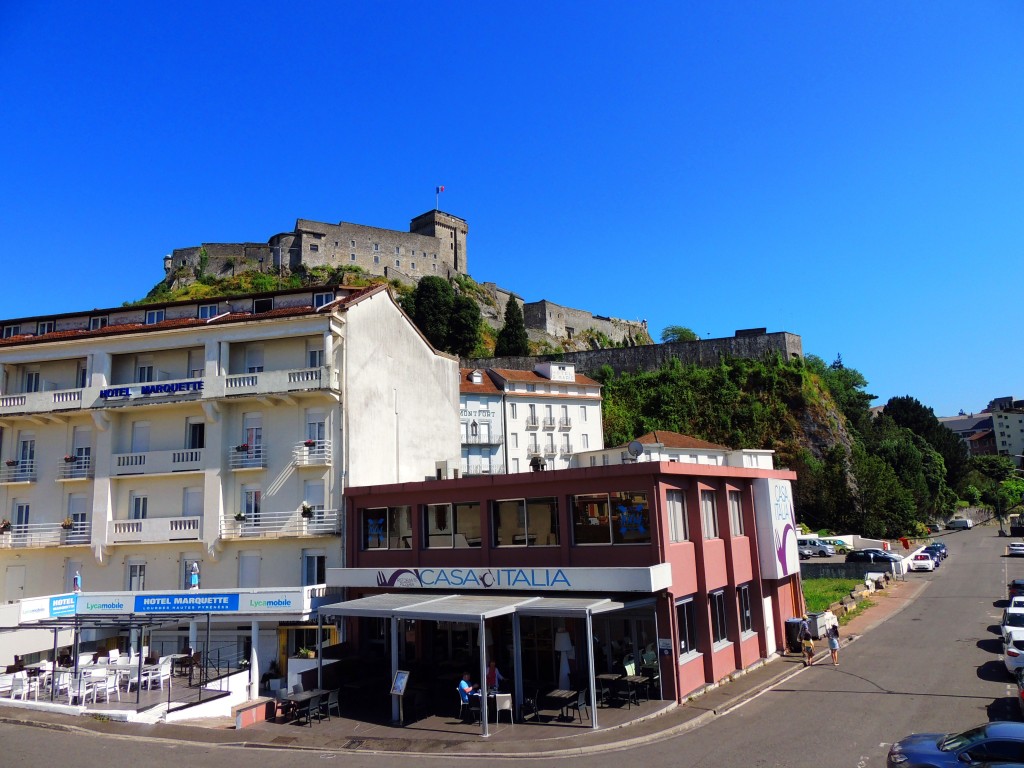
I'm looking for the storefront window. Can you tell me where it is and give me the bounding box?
[425,502,481,547]
[492,497,560,546]
[572,492,649,545]
[611,491,650,544]
[572,494,611,544]
[362,508,387,549]
[360,506,411,550]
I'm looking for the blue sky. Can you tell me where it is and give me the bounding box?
[1,2,1021,417]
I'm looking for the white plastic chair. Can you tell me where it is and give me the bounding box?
[11,674,35,701]
[107,649,120,663]
[124,667,145,693]
[67,675,91,705]
[494,692,514,723]
[148,658,172,690]
[94,672,120,703]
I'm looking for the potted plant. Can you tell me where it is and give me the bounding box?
[4,459,17,467]
[0,519,10,533]
[234,443,250,452]
[63,454,77,463]
[234,511,246,522]
[61,517,74,530]
[297,647,315,659]
[303,439,317,448]
[300,502,314,519]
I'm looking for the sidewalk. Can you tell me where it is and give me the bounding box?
[0,578,927,756]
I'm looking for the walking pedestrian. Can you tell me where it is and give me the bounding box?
[799,614,814,666]
[827,623,840,666]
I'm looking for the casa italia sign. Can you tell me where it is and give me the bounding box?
[329,565,672,593]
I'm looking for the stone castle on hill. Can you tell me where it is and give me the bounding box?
[164,209,649,346]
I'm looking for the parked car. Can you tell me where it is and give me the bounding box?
[887,722,1024,766]
[1011,596,1024,610]
[862,549,904,563]
[1002,608,1024,641]
[846,550,879,563]
[820,538,850,554]
[797,538,836,557]
[1009,542,1024,557]
[798,545,815,560]
[1009,580,1024,600]
[924,542,948,559]
[1015,668,1024,719]
[1007,629,1024,676]
[947,518,974,530]
[909,553,936,572]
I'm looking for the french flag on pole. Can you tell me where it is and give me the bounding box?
[436,185,445,194]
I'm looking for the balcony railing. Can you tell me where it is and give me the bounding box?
[542,417,557,429]
[560,444,574,455]
[527,447,542,458]
[0,461,36,484]
[223,366,330,397]
[462,434,503,445]
[111,448,204,476]
[0,521,91,549]
[464,464,505,476]
[525,417,539,429]
[220,509,340,539]
[543,444,558,456]
[559,417,573,429]
[0,387,84,417]
[109,516,202,544]
[58,457,94,481]
[292,440,332,467]
[229,446,267,470]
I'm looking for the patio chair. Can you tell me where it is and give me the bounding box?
[319,689,340,721]
[520,687,541,722]
[67,675,91,705]
[11,674,35,701]
[125,667,146,693]
[107,649,120,663]
[94,671,120,703]
[50,670,71,698]
[148,658,172,690]
[567,688,589,723]
[494,692,514,724]
[294,694,320,727]
[456,688,480,723]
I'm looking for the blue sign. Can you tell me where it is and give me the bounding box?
[134,593,240,613]
[49,594,77,617]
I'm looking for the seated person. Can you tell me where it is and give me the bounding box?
[486,660,505,692]
[459,671,479,703]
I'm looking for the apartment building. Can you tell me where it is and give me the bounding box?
[473,363,603,474]
[0,284,460,667]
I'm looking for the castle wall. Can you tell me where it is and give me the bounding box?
[466,332,804,375]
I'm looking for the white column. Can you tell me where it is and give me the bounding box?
[249,621,260,700]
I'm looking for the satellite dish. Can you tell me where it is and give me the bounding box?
[627,441,644,458]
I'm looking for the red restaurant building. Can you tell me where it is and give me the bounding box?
[324,455,801,728]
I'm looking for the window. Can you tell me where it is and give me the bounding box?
[728,490,744,536]
[411,262,416,270]
[238,551,260,588]
[350,253,356,261]
[302,550,326,586]
[676,598,698,656]
[37,320,55,335]
[581,434,589,450]
[307,347,324,368]
[424,502,481,548]
[309,243,319,252]
[667,490,688,542]
[571,492,650,545]
[130,494,148,520]
[395,259,400,267]
[67,495,88,536]
[242,487,261,526]
[23,370,40,393]
[136,360,154,382]
[373,255,380,264]
[313,292,333,308]
[126,561,146,591]
[580,405,587,422]
[2,324,19,338]
[510,403,517,419]
[145,309,165,325]
[373,243,379,251]
[738,584,753,633]
[245,345,264,373]
[198,304,218,319]
[77,363,87,388]
[701,490,719,539]
[13,501,30,535]
[361,506,413,549]
[181,556,201,589]
[511,458,519,473]
[350,240,356,247]
[253,298,273,313]
[710,590,728,644]
[183,488,203,517]
[492,497,559,546]
[510,433,518,448]
[395,246,401,254]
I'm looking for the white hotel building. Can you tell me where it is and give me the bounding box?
[0,284,460,669]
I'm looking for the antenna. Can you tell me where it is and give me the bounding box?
[627,441,644,458]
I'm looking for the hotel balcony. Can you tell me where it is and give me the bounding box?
[462,434,503,446]
[542,417,556,430]
[560,444,574,456]
[229,446,266,471]
[292,439,332,467]
[108,515,202,544]
[111,448,204,477]
[0,521,91,549]
[559,417,572,429]
[543,444,558,456]
[525,417,539,429]
[527,447,542,458]
[0,461,36,484]
[220,508,340,539]
[0,367,335,418]
[0,388,84,417]
[58,456,94,481]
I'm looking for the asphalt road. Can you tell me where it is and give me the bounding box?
[2,527,1020,768]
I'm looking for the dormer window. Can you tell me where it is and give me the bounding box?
[37,320,55,335]
[470,371,483,384]
[145,309,165,325]
[89,316,108,331]
[313,292,333,309]
[2,324,19,338]
[198,304,218,319]
[253,298,273,314]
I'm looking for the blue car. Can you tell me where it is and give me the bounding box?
[888,722,1024,766]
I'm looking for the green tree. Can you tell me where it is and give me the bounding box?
[883,396,970,491]
[447,294,482,357]
[410,276,454,350]
[660,325,699,343]
[495,295,529,357]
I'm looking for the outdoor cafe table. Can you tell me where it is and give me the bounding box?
[279,688,329,722]
[543,688,579,720]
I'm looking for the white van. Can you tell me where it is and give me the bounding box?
[947,518,973,530]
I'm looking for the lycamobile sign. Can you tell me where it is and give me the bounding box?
[86,599,126,611]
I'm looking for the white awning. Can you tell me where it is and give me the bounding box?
[318,594,655,622]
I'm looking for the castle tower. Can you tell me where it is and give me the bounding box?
[409,210,469,276]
